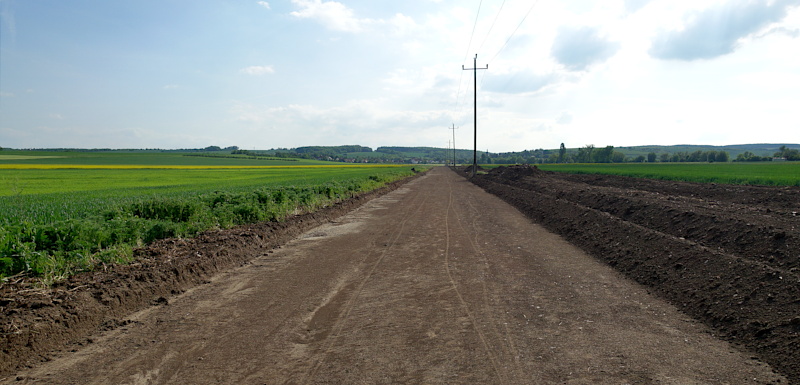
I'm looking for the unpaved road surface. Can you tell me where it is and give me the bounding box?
[3,167,786,384]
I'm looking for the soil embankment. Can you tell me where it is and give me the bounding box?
[469,165,800,383]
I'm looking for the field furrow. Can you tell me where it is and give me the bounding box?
[470,165,800,383]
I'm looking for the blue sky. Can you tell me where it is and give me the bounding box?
[1,0,798,151]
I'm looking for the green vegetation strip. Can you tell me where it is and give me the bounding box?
[0,166,425,282]
[536,162,800,186]
[0,150,331,166]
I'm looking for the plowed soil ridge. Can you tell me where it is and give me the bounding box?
[468,165,800,383]
[0,173,424,377]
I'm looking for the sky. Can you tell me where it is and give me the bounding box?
[0,0,798,152]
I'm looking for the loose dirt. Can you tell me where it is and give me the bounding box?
[1,166,795,384]
[469,165,800,384]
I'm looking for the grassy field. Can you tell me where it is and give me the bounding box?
[535,162,800,186]
[0,150,329,165]
[0,151,424,282]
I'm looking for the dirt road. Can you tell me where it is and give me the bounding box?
[5,167,785,384]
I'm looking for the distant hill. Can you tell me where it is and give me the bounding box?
[615,144,800,158]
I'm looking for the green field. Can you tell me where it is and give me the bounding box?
[0,151,424,282]
[536,162,800,186]
[0,150,330,166]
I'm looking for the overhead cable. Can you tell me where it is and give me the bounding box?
[476,0,507,55]
[488,0,540,63]
[455,0,485,121]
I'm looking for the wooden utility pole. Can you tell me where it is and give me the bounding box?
[447,140,451,166]
[449,124,458,167]
[462,54,487,177]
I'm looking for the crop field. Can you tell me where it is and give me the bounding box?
[536,161,800,186]
[0,152,423,281]
[0,150,331,166]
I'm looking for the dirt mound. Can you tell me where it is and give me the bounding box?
[470,171,800,383]
[462,164,486,174]
[0,173,424,377]
[487,165,545,180]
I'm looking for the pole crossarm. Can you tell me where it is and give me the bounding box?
[462,54,488,177]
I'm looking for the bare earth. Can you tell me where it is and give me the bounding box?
[2,167,786,384]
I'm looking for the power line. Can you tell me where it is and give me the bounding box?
[462,0,484,65]
[488,0,540,63]
[476,0,507,55]
[454,0,485,125]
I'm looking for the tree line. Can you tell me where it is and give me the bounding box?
[482,144,734,164]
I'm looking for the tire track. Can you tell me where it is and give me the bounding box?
[450,171,524,383]
[301,182,433,382]
[443,172,506,383]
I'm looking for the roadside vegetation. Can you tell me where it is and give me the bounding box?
[1,153,423,283]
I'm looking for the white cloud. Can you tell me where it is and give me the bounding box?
[240,65,275,75]
[556,111,573,125]
[625,0,653,13]
[551,25,620,71]
[649,0,800,61]
[257,1,271,10]
[230,100,457,148]
[763,26,800,37]
[482,70,557,94]
[388,13,417,36]
[289,0,417,36]
[290,0,366,32]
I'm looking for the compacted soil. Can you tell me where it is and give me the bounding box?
[0,166,796,384]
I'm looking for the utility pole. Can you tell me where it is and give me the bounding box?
[447,141,453,166]
[449,124,458,167]
[463,54,488,177]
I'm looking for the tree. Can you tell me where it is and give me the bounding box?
[576,145,595,163]
[736,151,754,161]
[735,151,771,162]
[592,146,615,163]
[634,155,646,163]
[659,153,670,162]
[612,151,626,163]
[774,145,800,160]
[647,152,657,163]
[716,151,729,162]
[688,150,705,162]
[558,143,566,163]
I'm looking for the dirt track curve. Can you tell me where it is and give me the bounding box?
[1,167,788,384]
